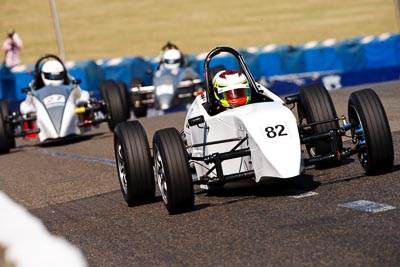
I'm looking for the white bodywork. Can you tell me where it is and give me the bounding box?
[27,85,89,142]
[184,84,303,183]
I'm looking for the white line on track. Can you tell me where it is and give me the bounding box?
[18,147,116,167]
[289,191,319,198]
[338,200,396,213]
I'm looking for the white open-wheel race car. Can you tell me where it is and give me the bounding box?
[0,54,128,154]
[113,46,394,214]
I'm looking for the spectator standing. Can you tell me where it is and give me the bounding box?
[2,29,23,68]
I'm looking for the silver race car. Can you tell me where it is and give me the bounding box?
[129,48,204,117]
[130,67,204,117]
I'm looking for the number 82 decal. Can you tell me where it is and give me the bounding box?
[265,124,288,138]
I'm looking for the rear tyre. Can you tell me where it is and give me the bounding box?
[101,80,127,131]
[0,108,10,154]
[114,121,155,206]
[153,128,194,214]
[130,78,148,118]
[299,84,342,167]
[0,99,15,149]
[117,81,130,119]
[348,89,394,175]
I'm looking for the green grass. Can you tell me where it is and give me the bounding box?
[1,0,398,65]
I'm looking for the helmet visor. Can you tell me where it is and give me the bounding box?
[163,58,180,65]
[218,87,250,107]
[43,71,65,81]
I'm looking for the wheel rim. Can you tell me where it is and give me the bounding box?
[154,146,168,205]
[116,143,128,194]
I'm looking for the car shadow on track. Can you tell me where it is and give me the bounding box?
[187,174,320,212]
[195,174,320,199]
[38,132,105,147]
[392,164,400,172]
[8,132,107,154]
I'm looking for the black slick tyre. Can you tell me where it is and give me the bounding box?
[153,127,194,214]
[0,99,15,149]
[101,80,127,131]
[114,121,155,206]
[117,81,130,119]
[348,88,394,175]
[0,108,10,154]
[299,84,342,167]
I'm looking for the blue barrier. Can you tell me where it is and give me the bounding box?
[128,57,153,86]
[257,45,284,78]
[303,43,343,72]
[68,60,103,92]
[0,65,16,99]
[280,45,308,74]
[337,38,368,71]
[12,67,33,90]
[340,65,400,87]
[265,65,400,95]
[190,52,240,76]
[238,49,262,80]
[2,32,400,107]
[100,56,152,88]
[362,35,399,68]
[12,67,33,100]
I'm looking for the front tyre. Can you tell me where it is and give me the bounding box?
[101,80,127,131]
[0,99,15,149]
[153,128,194,214]
[0,108,10,154]
[348,89,394,175]
[114,121,155,206]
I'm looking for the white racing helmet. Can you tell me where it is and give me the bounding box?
[41,60,66,86]
[162,49,182,69]
[213,70,251,108]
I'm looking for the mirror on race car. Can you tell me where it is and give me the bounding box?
[72,79,82,85]
[188,115,205,126]
[21,87,31,93]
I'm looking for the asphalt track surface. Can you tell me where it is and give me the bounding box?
[1,81,400,266]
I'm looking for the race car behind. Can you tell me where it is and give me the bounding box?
[0,54,128,154]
